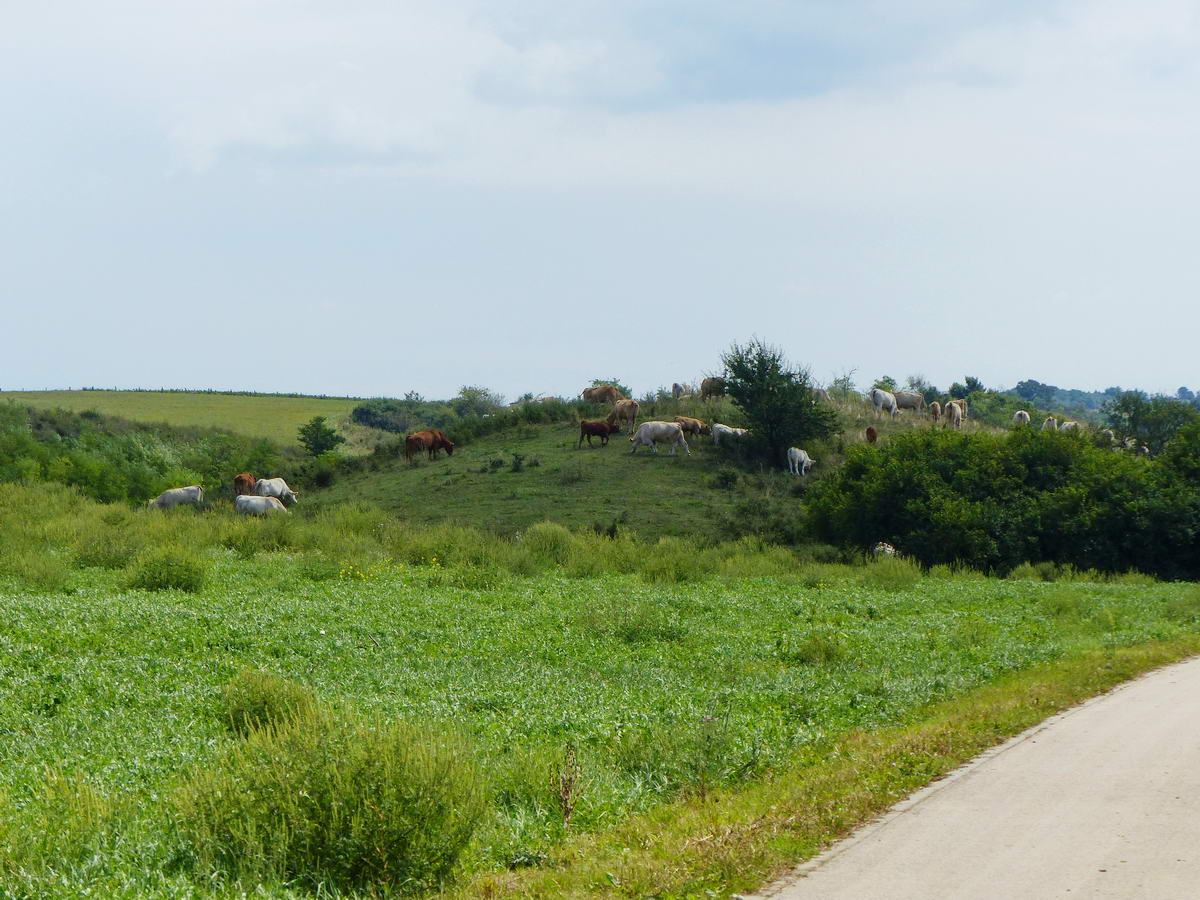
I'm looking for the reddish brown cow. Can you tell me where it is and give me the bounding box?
[578,420,619,448]
[700,377,727,400]
[404,430,456,462]
[233,472,257,495]
[865,425,879,444]
[673,415,711,439]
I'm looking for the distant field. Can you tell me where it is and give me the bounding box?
[0,390,363,445]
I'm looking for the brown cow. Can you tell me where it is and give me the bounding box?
[581,384,624,404]
[865,425,879,444]
[606,398,639,431]
[674,415,711,439]
[700,377,726,400]
[233,472,257,495]
[404,429,455,462]
[578,420,619,448]
[929,401,942,425]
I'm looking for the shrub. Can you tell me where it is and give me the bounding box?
[521,521,575,565]
[774,628,845,666]
[124,545,208,592]
[222,669,320,737]
[858,556,922,591]
[0,548,72,593]
[174,707,486,895]
[75,532,139,569]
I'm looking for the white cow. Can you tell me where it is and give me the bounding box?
[1012,410,1031,426]
[1059,421,1079,433]
[870,389,900,418]
[711,423,748,447]
[945,401,963,429]
[148,485,204,509]
[629,421,690,455]
[235,495,289,516]
[252,477,299,506]
[786,447,814,476]
[1042,416,1058,432]
[813,388,831,404]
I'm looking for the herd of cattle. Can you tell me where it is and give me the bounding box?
[147,473,300,515]
[144,379,1143,517]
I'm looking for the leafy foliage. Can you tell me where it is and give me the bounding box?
[1102,391,1200,454]
[296,415,345,457]
[721,340,840,464]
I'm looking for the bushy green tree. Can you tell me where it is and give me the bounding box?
[1103,392,1200,455]
[450,386,505,419]
[873,375,897,391]
[297,417,345,457]
[721,339,839,464]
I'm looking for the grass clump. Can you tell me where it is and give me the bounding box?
[858,555,922,591]
[222,669,320,737]
[124,545,208,592]
[175,705,486,895]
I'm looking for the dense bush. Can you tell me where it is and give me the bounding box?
[175,704,485,895]
[808,428,1200,578]
[124,545,209,592]
[222,669,320,737]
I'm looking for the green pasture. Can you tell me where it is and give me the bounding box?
[0,390,362,445]
[0,483,1197,897]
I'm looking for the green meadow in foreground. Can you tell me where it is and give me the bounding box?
[0,484,1197,897]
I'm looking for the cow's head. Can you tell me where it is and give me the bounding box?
[699,423,711,435]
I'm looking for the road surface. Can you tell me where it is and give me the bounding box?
[753,655,1200,899]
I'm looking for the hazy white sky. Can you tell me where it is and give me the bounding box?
[4,0,1199,400]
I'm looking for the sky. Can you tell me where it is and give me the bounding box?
[4,0,1200,400]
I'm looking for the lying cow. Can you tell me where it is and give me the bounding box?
[148,485,204,509]
[674,415,711,439]
[235,495,288,516]
[787,447,814,476]
[578,420,619,448]
[252,477,299,506]
[629,421,690,455]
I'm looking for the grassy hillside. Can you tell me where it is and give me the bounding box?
[0,390,362,446]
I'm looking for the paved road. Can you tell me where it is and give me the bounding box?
[753,655,1200,900]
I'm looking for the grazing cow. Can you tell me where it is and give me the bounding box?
[865,425,878,444]
[700,377,727,400]
[581,384,623,404]
[606,398,640,432]
[1099,429,1116,446]
[1060,421,1080,433]
[870,388,900,418]
[148,485,204,509]
[894,391,925,413]
[233,472,256,496]
[945,401,963,429]
[711,423,747,447]
[252,477,299,506]
[1041,416,1058,432]
[673,415,711,439]
[872,541,897,558]
[405,429,454,462]
[578,420,619,448]
[1013,410,1031,426]
[630,421,690,455]
[929,401,941,424]
[235,495,288,516]
[787,447,814,476]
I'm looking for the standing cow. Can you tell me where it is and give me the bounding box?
[711,423,747,447]
[945,401,963,429]
[929,401,942,425]
[786,447,814,476]
[1013,410,1031,426]
[894,391,926,413]
[252,477,299,506]
[865,425,879,444]
[148,486,204,509]
[606,399,639,432]
[673,415,711,439]
[870,389,900,418]
[581,385,623,404]
[629,421,690,455]
[578,420,619,448]
[700,377,727,400]
[236,495,288,516]
[1042,416,1058,432]
[233,472,257,495]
